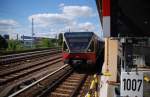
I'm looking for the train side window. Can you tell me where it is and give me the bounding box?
[88,41,94,52]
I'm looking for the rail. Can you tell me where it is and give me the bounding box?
[0,47,61,59]
[8,64,70,97]
[0,49,61,65]
[0,50,60,62]
[0,47,61,55]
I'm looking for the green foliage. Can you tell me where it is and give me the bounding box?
[7,40,23,51]
[36,38,54,48]
[7,40,16,50]
[1,35,60,52]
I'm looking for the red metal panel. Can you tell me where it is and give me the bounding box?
[63,52,97,64]
[102,0,110,16]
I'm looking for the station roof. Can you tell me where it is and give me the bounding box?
[96,0,150,37]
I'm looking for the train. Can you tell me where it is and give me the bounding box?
[62,32,104,67]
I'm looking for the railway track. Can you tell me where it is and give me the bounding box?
[42,72,86,97]
[0,53,61,76]
[6,64,97,97]
[0,48,98,97]
[0,53,59,70]
[0,48,61,66]
[7,64,72,97]
[0,47,61,55]
[0,55,62,84]
[0,47,61,58]
[0,55,63,97]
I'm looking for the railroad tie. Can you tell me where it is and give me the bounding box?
[51,92,70,97]
[63,82,78,86]
[56,88,72,93]
[66,79,80,82]
[68,77,82,80]
[59,84,76,89]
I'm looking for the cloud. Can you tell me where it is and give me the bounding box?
[62,5,93,17]
[59,3,65,7]
[28,5,95,27]
[27,4,98,38]
[79,22,95,31]
[0,19,20,35]
[0,19,19,28]
[0,19,22,39]
[28,13,73,27]
[64,22,95,32]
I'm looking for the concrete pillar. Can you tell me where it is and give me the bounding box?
[100,38,121,97]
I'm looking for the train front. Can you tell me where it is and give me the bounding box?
[62,32,96,67]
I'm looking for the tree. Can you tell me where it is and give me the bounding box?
[7,40,23,51]
[58,33,63,46]
[7,40,17,50]
[0,35,8,50]
[38,38,54,48]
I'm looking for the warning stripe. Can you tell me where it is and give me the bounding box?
[85,74,98,97]
[102,0,110,37]
[144,76,150,83]
[102,0,110,16]
[103,16,110,37]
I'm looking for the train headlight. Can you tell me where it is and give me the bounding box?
[87,41,94,52]
[87,60,93,64]
[65,49,69,52]
[87,49,91,52]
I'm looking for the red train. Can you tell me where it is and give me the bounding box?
[62,32,104,67]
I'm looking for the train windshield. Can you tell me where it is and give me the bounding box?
[64,32,93,52]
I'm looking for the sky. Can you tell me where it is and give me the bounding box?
[0,0,103,39]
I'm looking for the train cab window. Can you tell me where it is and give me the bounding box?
[87,41,94,52]
[63,42,69,52]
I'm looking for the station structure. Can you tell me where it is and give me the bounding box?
[96,0,150,97]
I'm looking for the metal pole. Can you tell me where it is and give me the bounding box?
[17,33,18,40]
[31,18,34,48]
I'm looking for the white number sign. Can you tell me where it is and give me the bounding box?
[121,72,143,97]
